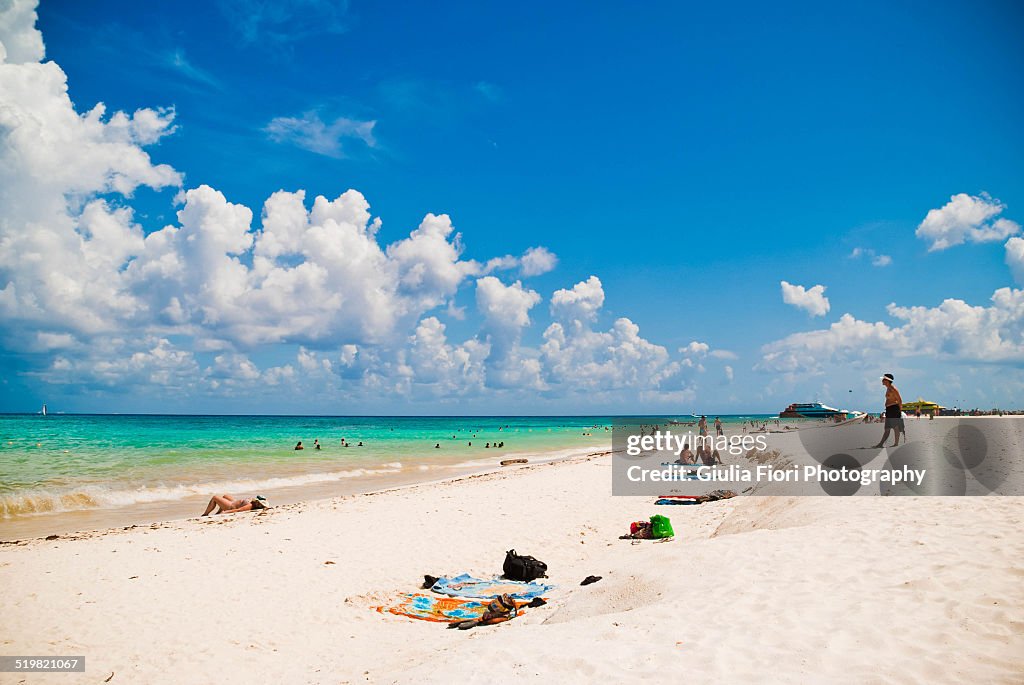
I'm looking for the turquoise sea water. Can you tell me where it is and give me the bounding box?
[0,414,775,532]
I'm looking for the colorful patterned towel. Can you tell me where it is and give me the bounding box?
[375,593,492,623]
[430,574,554,600]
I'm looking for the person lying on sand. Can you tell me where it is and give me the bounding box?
[201,494,269,516]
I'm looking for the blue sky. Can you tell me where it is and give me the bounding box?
[1,0,1022,414]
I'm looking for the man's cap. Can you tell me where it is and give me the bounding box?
[881,373,894,382]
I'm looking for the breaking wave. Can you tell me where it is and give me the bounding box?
[0,463,406,519]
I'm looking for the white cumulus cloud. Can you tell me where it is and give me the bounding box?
[482,246,559,278]
[0,3,745,409]
[519,246,558,276]
[475,277,541,332]
[916,193,1021,251]
[538,277,693,397]
[680,341,710,357]
[0,14,181,345]
[404,317,489,394]
[0,0,44,64]
[759,287,1024,373]
[0,24,562,388]
[780,281,830,317]
[550,275,604,325]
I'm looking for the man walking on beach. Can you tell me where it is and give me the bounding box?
[872,373,904,448]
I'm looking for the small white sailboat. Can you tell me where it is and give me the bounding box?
[41,403,47,416]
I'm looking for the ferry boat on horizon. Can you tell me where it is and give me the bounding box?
[778,402,849,419]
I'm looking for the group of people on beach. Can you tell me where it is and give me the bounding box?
[200,377,913,518]
[674,416,723,465]
[673,440,722,466]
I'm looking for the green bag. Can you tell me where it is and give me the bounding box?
[650,514,674,539]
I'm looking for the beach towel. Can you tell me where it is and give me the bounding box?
[430,574,553,601]
[376,592,539,625]
[654,491,738,505]
[375,593,494,623]
[447,594,519,630]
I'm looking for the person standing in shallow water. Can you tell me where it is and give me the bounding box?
[872,373,904,448]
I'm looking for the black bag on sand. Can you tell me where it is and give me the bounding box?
[503,549,548,581]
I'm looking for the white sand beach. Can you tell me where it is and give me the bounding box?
[2,432,1023,684]
[4,1,1024,682]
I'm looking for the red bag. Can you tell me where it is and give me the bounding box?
[628,521,653,539]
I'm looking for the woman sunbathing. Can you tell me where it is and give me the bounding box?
[201,494,269,516]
